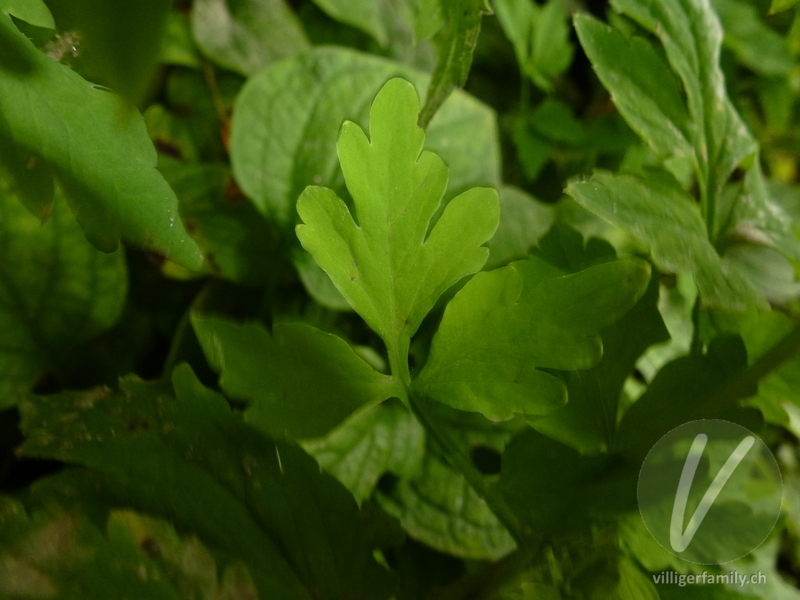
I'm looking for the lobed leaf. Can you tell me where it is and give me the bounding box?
[193,313,406,440]
[413,255,650,420]
[296,78,499,372]
[18,364,402,600]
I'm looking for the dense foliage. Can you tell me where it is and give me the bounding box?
[3,0,800,598]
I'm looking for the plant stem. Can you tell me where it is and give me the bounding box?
[408,391,528,546]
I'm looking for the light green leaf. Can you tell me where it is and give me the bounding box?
[573,14,695,164]
[296,78,499,378]
[0,0,53,28]
[494,0,574,92]
[0,183,126,409]
[485,185,554,270]
[310,0,391,45]
[413,256,650,420]
[192,313,405,439]
[0,15,203,269]
[230,47,501,231]
[302,398,425,503]
[191,0,309,76]
[418,0,491,127]
[713,0,794,76]
[377,403,518,560]
[566,170,764,310]
[18,364,403,600]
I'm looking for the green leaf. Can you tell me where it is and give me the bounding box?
[499,429,637,533]
[494,0,574,92]
[377,403,517,560]
[418,0,491,128]
[46,0,172,105]
[413,257,650,420]
[608,0,757,220]
[712,0,794,76]
[302,398,425,503]
[18,364,402,600]
[230,47,501,231]
[528,264,669,454]
[158,161,281,286]
[296,77,499,380]
[615,336,754,459]
[193,313,405,439]
[0,15,203,269]
[485,185,554,270]
[0,183,126,409]
[0,0,53,28]
[191,0,310,76]
[566,170,764,310]
[573,14,695,164]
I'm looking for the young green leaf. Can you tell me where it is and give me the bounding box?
[296,77,499,381]
[18,364,403,600]
[192,313,406,440]
[413,256,650,420]
[0,184,127,409]
[418,0,492,127]
[191,0,309,76]
[566,170,765,310]
[0,14,203,268]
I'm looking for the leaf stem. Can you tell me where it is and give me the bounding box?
[408,390,528,546]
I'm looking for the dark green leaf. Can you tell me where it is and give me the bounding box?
[19,364,402,600]
[0,14,203,268]
[494,0,574,91]
[0,183,126,409]
[192,313,405,439]
[485,186,554,270]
